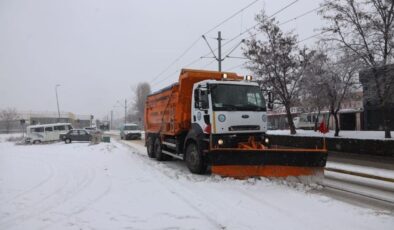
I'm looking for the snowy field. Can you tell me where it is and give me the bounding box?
[268,129,394,140]
[0,134,393,230]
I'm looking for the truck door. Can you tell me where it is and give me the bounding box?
[192,87,210,131]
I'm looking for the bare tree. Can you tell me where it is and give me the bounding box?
[324,54,360,136]
[131,82,151,126]
[0,108,19,134]
[300,52,330,131]
[320,0,394,138]
[243,11,314,134]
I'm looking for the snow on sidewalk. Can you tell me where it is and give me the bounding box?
[0,136,393,230]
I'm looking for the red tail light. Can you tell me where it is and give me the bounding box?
[204,124,211,134]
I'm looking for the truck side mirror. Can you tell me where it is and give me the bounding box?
[267,91,273,110]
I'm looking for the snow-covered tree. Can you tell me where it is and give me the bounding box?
[320,0,394,138]
[0,108,19,134]
[131,82,151,126]
[243,11,314,134]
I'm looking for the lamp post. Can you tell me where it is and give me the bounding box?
[55,84,61,122]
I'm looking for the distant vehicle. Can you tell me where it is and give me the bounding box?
[120,123,142,140]
[84,127,99,133]
[26,123,73,144]
[293,114,323,130]
[60,129,92,144]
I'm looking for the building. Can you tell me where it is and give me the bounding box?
[0,110,93,133]
[267,91,364,131]
[359,64,394,130]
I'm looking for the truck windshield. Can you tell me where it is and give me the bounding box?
[124,126,139,130]
[210,84,266,111]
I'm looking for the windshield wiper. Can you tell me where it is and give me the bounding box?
[237,104,266,111]
[220,104,238,111]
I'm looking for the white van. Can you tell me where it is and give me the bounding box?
[26,123,73,144]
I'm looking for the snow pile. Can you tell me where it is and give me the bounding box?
[268,129,394,140]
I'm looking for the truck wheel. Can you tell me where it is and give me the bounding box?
[146,136,155,158]
[154,138,167,161]
[185,142,207,174]
[33,140,41,144]
[65,138,72,144]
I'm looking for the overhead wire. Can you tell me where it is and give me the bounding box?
[150,0,261,84]
[152,0,307,87]
[200,0,301,60]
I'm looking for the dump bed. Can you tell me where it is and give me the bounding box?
[145,69,240,136]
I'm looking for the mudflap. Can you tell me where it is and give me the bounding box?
[208,149,327,178]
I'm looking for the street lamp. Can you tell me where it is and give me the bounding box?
[55,84,61,122]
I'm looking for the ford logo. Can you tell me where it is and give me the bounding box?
[242,115,249,119]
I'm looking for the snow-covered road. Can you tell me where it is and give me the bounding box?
[0,136,393,230]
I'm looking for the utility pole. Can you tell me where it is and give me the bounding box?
[124,99,127,124]
[55,84,61,122]
[202,31,224,72]
[110,110,113,130]
[202,31,244,72]
[217,31,222,72]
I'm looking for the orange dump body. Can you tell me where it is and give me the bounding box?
[144,69,241,136]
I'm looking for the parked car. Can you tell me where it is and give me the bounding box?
[26,123,73,144]
[60,129,92,144]
[84,126,101,134]
[120,123,142,140]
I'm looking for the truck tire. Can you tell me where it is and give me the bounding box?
[65,138,72,144]
[154,138,167,161]
[185,142,207,174]
[146,136,155,158]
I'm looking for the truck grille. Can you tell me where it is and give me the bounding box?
[228,125,260,131]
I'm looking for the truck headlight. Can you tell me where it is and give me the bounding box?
[262,114,267,122]
[218,139,224,145]
[218,114,226,122]
[264,137,269,144]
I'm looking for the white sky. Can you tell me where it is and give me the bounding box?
[0,0,324,119]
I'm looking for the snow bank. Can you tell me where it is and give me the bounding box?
[268,130,394,140]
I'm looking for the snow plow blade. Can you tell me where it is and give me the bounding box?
[208,148,327,178]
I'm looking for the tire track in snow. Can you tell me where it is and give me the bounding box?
[0,155,55,206]
[116,141,226,229]
[0,159,99,229]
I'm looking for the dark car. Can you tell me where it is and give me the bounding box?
[60,129,92,144]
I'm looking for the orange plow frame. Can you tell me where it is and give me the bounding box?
[208,137,327,178]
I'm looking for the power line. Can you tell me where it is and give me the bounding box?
[203,0,260,36]
[200,0,301,60]
[297,30,328,44]
[152,0,301,86]
[246,6,324,40]
[225,63,245,71]
[150,0,261,84]
[279,5,324,26]
[150,37,201,83]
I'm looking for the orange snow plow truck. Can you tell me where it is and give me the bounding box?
[144,69,327,178]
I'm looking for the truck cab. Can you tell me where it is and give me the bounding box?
[192,79,269,149]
